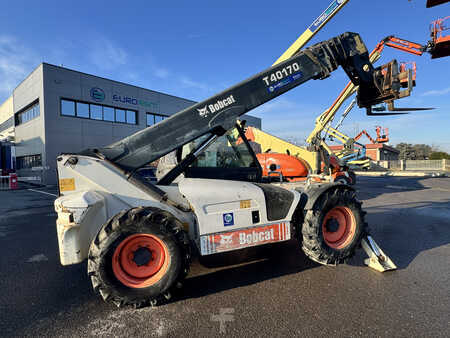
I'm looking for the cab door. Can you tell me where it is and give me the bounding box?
[182,127,262,182]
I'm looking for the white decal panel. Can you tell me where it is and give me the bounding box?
[200,222,291,255]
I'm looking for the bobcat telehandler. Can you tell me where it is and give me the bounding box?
[55,32,403,308]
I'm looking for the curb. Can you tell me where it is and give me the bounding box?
[354,171,448,177]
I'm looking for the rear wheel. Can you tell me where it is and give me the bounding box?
[88,207,190,308]
[301,187,367,265]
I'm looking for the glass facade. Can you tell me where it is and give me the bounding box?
[60,99,137,125]
[146,113,168,126]
[15,101,40,126]
[16,154,42,169]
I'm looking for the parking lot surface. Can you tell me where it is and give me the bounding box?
[0,177,449,337]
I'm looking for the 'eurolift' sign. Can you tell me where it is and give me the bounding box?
[90,87,158,110]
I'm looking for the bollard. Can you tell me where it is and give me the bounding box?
[9,173,18,190]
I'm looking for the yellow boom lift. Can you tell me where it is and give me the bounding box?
[251,0,428,176]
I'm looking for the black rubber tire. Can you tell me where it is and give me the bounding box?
[301,187,367,265]
[87,207,190,308]
[334,175,351,185]
[348,171,356,185]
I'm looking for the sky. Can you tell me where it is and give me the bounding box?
[0,0,449,151]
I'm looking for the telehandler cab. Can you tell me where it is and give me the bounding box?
[56,32,401,308]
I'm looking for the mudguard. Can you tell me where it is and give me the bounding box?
[298,183,355,210]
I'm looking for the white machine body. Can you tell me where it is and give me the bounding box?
[55,155,300,265]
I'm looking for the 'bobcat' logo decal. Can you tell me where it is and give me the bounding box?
[219,234,234,246]
[196,95,236,118]
[197,106,208,117]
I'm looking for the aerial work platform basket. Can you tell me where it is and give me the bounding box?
[430,16,450,58]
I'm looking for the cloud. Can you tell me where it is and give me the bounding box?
[88,37,127,71]
[179,76,210,91]
[187,33,203,39]
[0,35,37,98]
[421,87,450,97]
[251,98,321,140]
[154,67,170,79]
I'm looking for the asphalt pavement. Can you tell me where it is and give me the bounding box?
[0,177,449,337]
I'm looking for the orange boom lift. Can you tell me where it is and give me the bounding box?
[430,16,450,58]
[354,126,389,144]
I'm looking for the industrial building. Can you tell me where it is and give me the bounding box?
[0,63,261,185]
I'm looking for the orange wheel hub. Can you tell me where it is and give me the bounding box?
[322,206,356,249]
[112,234,169,288]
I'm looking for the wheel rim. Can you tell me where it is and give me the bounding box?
[322,206,356,249]
[335,176,348,184]
[112,234,169,288]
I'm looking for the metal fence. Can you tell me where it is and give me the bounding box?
[0,176,11,190]
[404,160,444,171]
[377,159,448,171]
[387,160,402,170]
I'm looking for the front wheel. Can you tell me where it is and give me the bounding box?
[88,207,190,308]
[334,175,351,185]
[348,171,356,185]
[301,187,367,265]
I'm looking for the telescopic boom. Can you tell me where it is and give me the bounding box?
[81,32,414,172]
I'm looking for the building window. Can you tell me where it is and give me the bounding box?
[15,101,40,126]
[0,116,14,133]
[103,106,114,121]
[90,104,103,120]
[61,100,75,116]
[126,110,136,124]
[76,102,89,118]
[115,109,126,123]
[60,99,137,125]
[16,154,42,169]
[146,113,168,126]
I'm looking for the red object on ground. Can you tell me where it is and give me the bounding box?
[9,173,18,190]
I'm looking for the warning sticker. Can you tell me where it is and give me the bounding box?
[240,200,251,209]
[59,178,75,192]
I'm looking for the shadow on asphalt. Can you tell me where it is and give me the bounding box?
[355,176,432,200]
[3,177,449,330]
[345,197,450,273]
[180,240,320,301]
